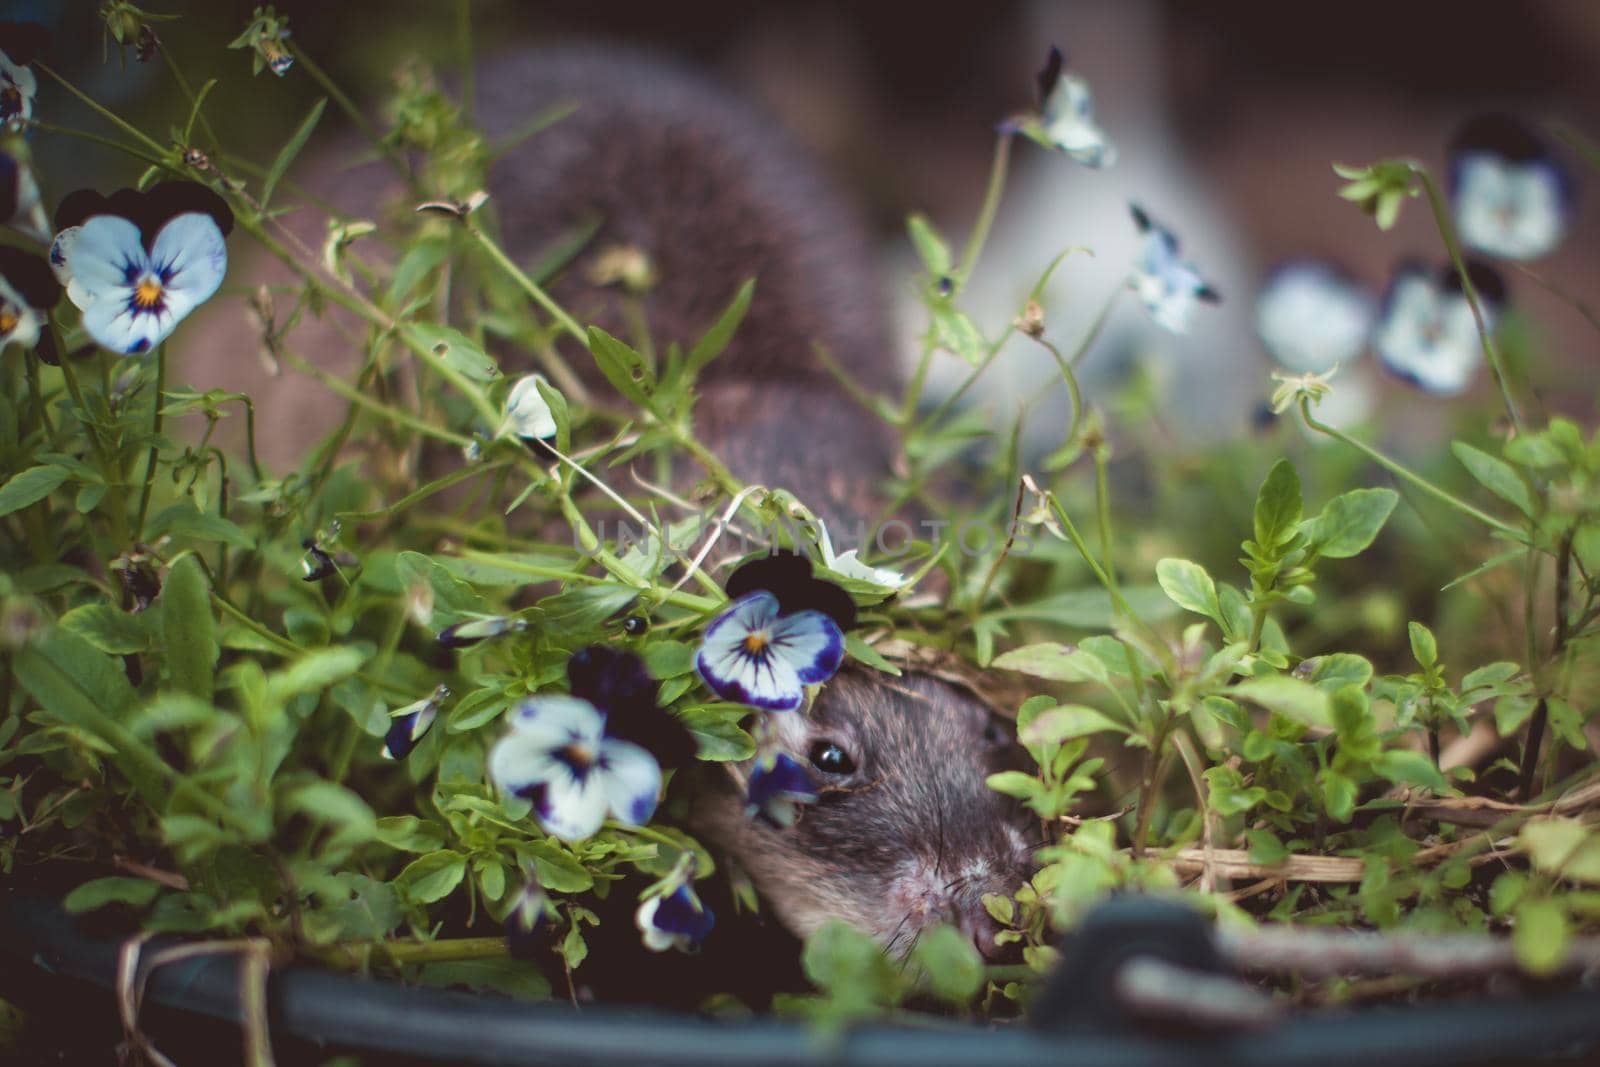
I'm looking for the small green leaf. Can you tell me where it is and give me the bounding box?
[375,815,446,854]
[535,584,638,632]
[684,279,755,378]
[907,214,953,276]
[0,465,68,517]
[1253,460,1303,552]
[1321,770,1358,822]
[394,850,468,903]
[909,924,983,1005]
[1408,621,1438,669]
[147,503,258,550]
[1302,488,1398,559]
[1229,676,1330,728]
[60,603,152,654]
[262,96,327,208]
[1514,897,1570,975]
[991,642,1106,683]
[63,876,163,914]
[161,554,218,702]
[1155,558,1220,623]
[404,323,501,382]
[1020,705,1128,744]
[587,327,656,407]
[986,771,1044,800]
[1451,441,1535,518]
[1373,750,1447,792]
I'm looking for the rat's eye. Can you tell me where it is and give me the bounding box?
[983,720,1009,745]
[808,740,856,776]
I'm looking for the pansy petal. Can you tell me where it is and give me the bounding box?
[535,765,609,842]
[768,610,844,685]
[0,274,41,348]
[502,374,559,439]
[82,292,169,355]
[698,638,804,711]
[1256,262,1375,373]
[487,731,561,796]
[506,694,605,748]
[598,738,662,827]
[150,212,228,315]
[64,215,146,305]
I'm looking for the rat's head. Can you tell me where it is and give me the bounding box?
[691,667,1036,962]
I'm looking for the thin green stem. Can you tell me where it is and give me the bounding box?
[37,63,169,157]
[462,221,587,345]
[1412,166,1524,433]
[25,353,59,449]
[1093,446,1116,588]
[159,46,221,153]
[1299,400,1523,539]
[27,120,168,168]
[337,459,510,523]
[281,348,471,446]
[956,132,1014,281]
[135,344,167,540]
[287,43,417,192]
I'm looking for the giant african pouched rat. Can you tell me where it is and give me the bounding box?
[193,43,1036,980]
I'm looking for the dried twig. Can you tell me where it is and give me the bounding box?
[1219,924,1600,979]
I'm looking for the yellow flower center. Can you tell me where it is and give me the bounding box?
[0,306,17,336]
[133,276,164,310]
[742,633,770,656]
[557,742,596,770]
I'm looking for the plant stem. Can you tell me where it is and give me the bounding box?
[1518,527,1574,798]
[1298,400,1523,539]
[1412,166,1524,434]
[134,343,166,540]
[956,132,1014,282]
[37,63,169,157]
[287,43,418,193]
[462,221,587,347]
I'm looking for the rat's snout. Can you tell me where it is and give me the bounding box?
[954,898,1021,964]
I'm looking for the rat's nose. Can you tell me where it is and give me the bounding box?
[955,901,1020,964]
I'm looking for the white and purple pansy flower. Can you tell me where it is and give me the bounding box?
[1009,45,1116,168]
[816,519,908,591]
[1255,260,1375,374]
[697,591,844,713]
[381,684,451,761]
[0,245,59,350]
[1372,260,1506,397]
[1129,204,1221,334]
[1,149,48,243]
[567,644,698,769]
[488,693,662,842]
[636,882,716,953]
[499,373,560,441]
[745,750,820,827]
[0,22,47,129]
[52,181,233,355]
[1449,114,1574,262]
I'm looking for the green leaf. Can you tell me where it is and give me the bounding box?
[60,602,152,654]
[404,323,501,382]
[1451,441,1535,518]
[678,705,756,761]
[1228,676,1330,728]
[587,327,656,407]
[394,850,468,903]
[1514,897,1570,975]
[265,646,369,703]
[0,465,68,517]
[802,919,900,1004]
[147,503,258,550]
[1253,460,1303,551]
[1308,653,1373,692]
[986,771,1044,800]
[1020,705,1128,744]
[63,876,163,914]
[908,924,983,1005]
[1321,770,1358,822]
[1155,558,1220,623]
[535,584,638,632]
[1302,488,1398,559]
[1408,621,1438,669]
[262,96,327,208]
[523,843,593,893]
[929,305,987,367]
[283,781,377,845]
[684,279,755,378]
[1373,750,1447,792]
[161,554,218,702]
[375,815,446,854]
[1521,818,1589,873]
[1493,694,1538,735]
[907,214,953,276]
[991,642,1106,683]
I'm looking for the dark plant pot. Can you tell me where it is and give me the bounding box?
[2,886,1598,1067]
